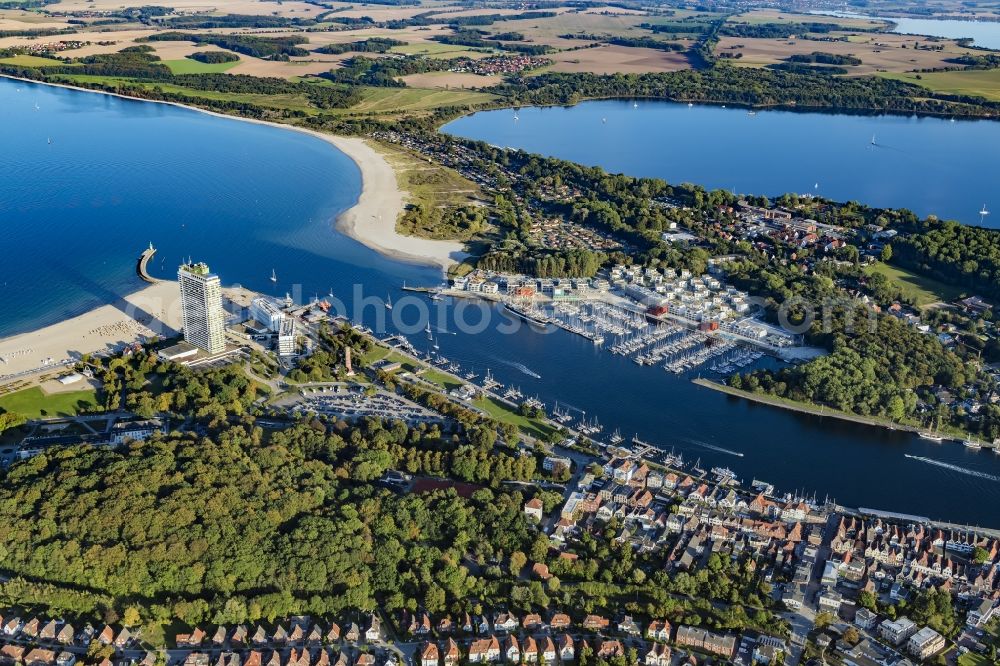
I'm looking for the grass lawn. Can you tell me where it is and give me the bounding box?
[0,386,99,418]
[0,54,65,67]
[54,74,318,114]
[373,140,485,239]
[958,653,990,666]
[163,57,240,75]
[473,395,555,441]
[865,261,967,307]
[421,369,464,390]
[343,86,496,115]
[881,69,1000,102]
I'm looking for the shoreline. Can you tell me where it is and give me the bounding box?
[693,377,993,448]
[0,281,183,380]
[0,73,466,272]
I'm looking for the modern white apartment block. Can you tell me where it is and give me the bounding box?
[178,262,225,354]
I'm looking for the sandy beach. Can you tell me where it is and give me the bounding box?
[325,135,468,272]
[1,74,468,272]
[0,75,468,380]
[0,281,182,379]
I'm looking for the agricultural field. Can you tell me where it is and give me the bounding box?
[391,42,499,60]
[542,44,691,74]
[881,69,1000,102]
[718,32,985,75]
[401,70,502,89]
[163,57,240,75]
[728,9,888,30]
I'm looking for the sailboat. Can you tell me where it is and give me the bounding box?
[270,269,277,283]
[432,336,440,351]
[425,323,433,338]
[609,428,623,444]
[871,134,876,146]
[918,418,944,442]
[385,293,393,310]
[964,439,983,450]
[979,204,990,224]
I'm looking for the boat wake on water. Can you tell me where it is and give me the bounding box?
[494,358,542,379]
[904,454,1000,483]
[678,436,745,458]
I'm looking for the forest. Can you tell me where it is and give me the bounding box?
[891,220,1000,302]
[486,67,1000,117]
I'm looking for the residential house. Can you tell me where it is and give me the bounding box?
[39,621,58,641]
[113,628,132,649]
[344,623,360,643]
[753,637,786,665]
[177,628,206,648]
[582,615,609,632]
[540,637,556,664]
[646,621,671,642]
[0,645,25,665]
[55,653,75,666]
[879,617,917,646]
[645,644,671,666]
[421,641,440,666]
[597,640,624,659]
[55,625,75,645]
[618,616,641,636]
[522,637,539,663]
[443,638,460,665]
[3,617,24,637]
[24,649,56,666]
[355,655,374,666]
[95,625,114,645]
[364,616,381,643]
[558,635,575,662]
[675,626,736,659]
[252,626,268,646]
[22,619,40,639]
[306,625,323,645]
[548,613,571,631]
[272,625,289,645]
[468,636,501,663]
[855,609,878,631]
[968,598,996,628]
[522,615,544,632]
[907,627,945,660]
[326,624,341,643]
[231,626,248,646]
[503,635,520,662]
[212,627,228,646]
[493,613,518,634]
[524,498,543,521]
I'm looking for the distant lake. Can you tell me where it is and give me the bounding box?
[444,100,1000,227]
[817,10,1000,50]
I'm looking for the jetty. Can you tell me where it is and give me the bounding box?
[136,243,160,284]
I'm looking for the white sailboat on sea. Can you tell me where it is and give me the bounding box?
[270,269,277,283]
[385,293,392,310]
[980,204,990,225]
